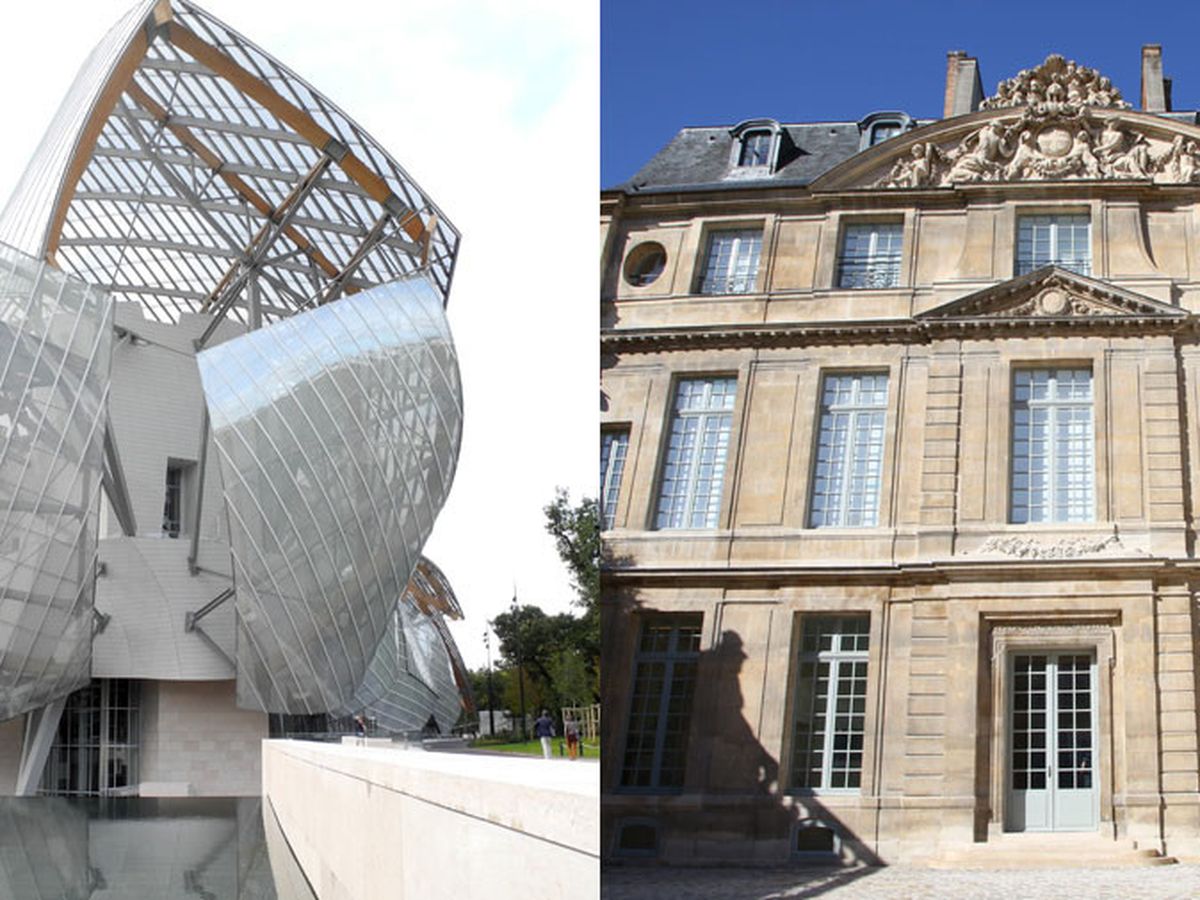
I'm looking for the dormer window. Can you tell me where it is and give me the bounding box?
[868,122,902,145]
[728,119,783,174]
[738,131,773,167]
[858,112,914,151]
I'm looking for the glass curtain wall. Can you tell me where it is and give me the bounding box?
[40,679,140,796]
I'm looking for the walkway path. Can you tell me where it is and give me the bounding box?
[602,863,1200,899]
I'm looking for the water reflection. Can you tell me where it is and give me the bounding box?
[0,797,315,899]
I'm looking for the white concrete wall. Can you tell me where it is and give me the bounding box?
[140,680,266,796]
[263,740,599,900]
[94,538,235,680]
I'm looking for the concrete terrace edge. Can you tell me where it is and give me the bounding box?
[262,739,600,900]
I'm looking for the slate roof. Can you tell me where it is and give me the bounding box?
[613,121,925,194]
[613,110,1200,196]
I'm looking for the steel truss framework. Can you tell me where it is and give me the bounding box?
[0,0,469,731]
[0,0,460,329]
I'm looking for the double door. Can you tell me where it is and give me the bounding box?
[1007,652,1097,832]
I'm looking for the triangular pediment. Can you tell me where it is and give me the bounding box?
[917,267,1186,322]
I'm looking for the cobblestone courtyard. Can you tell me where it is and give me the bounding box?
[602,864,1200,899]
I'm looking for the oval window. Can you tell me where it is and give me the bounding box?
[623,241,667,287]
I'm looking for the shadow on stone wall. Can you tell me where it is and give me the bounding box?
[602,593,882,889]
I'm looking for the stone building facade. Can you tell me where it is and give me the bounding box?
[600,47,1200,863]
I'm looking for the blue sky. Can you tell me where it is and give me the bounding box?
[602,0,1200,186]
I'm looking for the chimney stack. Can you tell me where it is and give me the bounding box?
[1141,44,1170,112]
[944,51,983,118]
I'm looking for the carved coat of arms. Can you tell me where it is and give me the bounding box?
[877,55,1200,188]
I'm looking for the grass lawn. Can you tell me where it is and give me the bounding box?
[471,738,601,760]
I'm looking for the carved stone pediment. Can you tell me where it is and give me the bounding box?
[811,107,1200,193]
[918,268,1186,322]
[877,107,1200,188]
[980,54,1129,111]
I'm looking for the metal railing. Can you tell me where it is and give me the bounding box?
[1015,257,1091,277]
[836,254,902,289]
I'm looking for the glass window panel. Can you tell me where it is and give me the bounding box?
[699,229,762,294]
[1016,214,1091,276]
[1011,369,1093,523]
[656,378,737,529]
[809,373,889,527]
[838,222,902,289]
[600,430,629,530]
[791,616,870,791]
[738,131,772,167]
[620,616,702,791]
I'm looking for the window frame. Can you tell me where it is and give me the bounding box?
[601,427,630,530]
[1015,213,1092,277]
[728,118,782,172]
[836,220,904,290]
[1009,366,1096,524]
[696,226,763,295]
[654,375,738,530]
[807,371,890,528]
[737,130,774,167]
[788,615,871,794]
[617,615,703,793]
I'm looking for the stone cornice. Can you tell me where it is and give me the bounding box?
[602,313,1195,354]
[600,556,1200,587]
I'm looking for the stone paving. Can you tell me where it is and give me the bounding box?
[602,864,1200,899]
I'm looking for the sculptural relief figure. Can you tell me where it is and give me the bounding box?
[1004,129,1040,180]
[979,53,1130,110]
[947,121,1011,182]
[1096,118,1150,177]
[1065,128,1101,178]
[872,103,1200,189]
[881,142,945,188]
[1180,141,1200,183]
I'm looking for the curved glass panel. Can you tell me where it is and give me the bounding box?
[343,557,471,734]
[197,272,461,713]
[0,245,111,720]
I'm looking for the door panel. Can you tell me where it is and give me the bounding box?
[1008,652,1097,832]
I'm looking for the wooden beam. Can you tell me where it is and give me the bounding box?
[166,20,428,244]
[43,2,173,263]
[125,83,341,282]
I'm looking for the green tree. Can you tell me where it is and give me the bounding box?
[550,649,592,707]
[544,489,599,612]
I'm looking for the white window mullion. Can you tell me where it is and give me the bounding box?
[820,657,841,787]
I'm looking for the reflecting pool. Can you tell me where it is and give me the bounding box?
[0,797,315,899]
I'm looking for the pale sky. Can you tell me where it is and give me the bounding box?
[0,1,598,671]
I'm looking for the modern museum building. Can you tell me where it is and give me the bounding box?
[0,0,471,799]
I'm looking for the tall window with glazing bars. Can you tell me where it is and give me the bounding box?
[656,377,736,529]
[1011,368,1094,523]
[791,617,870,790]
[698,229,761,294]
[1015,214,1091,276]
[837,222,902,289]
[601,429,629,530]
[620,616,701,790]
[809,373,889,527]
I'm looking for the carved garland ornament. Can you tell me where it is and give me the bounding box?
[999,288,1111,318]
[878,56,1200,188]
[971,534,1145,559]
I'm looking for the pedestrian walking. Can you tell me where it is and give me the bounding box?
[564,714,580,760]
[534,709,555,759]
